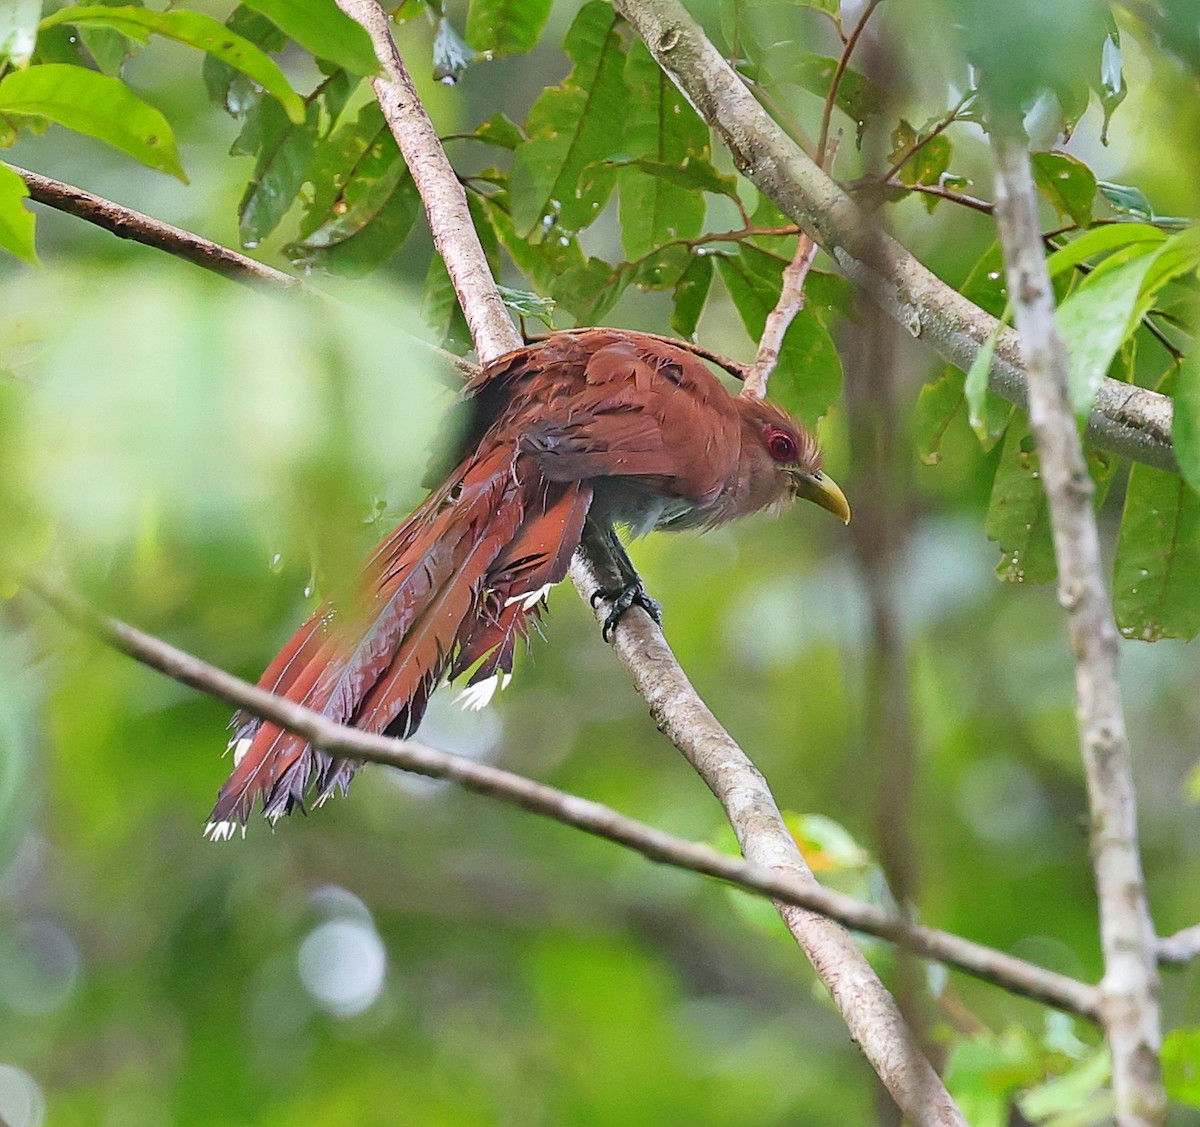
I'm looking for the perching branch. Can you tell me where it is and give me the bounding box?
[337,3,964,1124]
[25,577,1102,1022]
[990,127,1165,1127]
[609,0,1178,475]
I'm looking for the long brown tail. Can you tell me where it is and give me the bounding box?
[207,446,592,834]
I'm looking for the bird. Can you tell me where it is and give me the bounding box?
[206,328,850,837]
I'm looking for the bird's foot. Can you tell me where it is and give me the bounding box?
[590,582,663,642]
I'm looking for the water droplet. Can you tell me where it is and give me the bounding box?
[1059,170,1070,180]
[987,271,1001,280]
[439,75,457,86]
[244,238,259,249]
[303,584,314,598]
[269,552,284,574]
[1139,568,1149,578]
[558,235,570,246]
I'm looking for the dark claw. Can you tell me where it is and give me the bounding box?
[592,582,663,642]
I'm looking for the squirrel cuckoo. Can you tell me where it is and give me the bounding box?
[206,328,849,837]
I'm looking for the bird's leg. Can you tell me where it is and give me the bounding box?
[583,520,663,642]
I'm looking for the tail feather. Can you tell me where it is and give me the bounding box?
[209,445,523,827]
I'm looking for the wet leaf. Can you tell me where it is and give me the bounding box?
[240,0,377,75]
[670,252,713,339]
[509,2,626,238]
[1031,150,1096,228]
[465,0,552,58]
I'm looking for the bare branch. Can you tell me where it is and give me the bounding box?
[741,233,818,400]
[1158,924,1200,966]
[609,0,1178,474]
[25,576,1102,1023]
[9,163,301,290]
[990,127,1165,1127]
[7,162,480,385]
[815,0,883,166]
[568,554,968,1127]
[334,0,520,361]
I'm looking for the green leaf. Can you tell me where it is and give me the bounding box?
[986,419,1115,585]
[1055,248,1158,416]
[1174,328,1200,497]
[432,16,476,84]
[509,1,627,238]
[203,6,286,118]
[78,24,129,76]
[963,318,1013,449]
[716,245,842,425]
[1045,223,1167,279]
[239,0,377,75]
[889,120,952,189]
[292,103,398,238]
[498,285,555,327]
[0,164,37,264]
[1097,26,1127,144]
[237,98,320,245]
[481,189,586,294]
[552,256,627,324]
[773,54,886,143]
[617,40,710,259]
[1031,151,1096,228]
[1163,1026,1200,1109]
[670,252,713,339]
[1114,463,1200,642]
[916,367,966,466]
[985,420,1056,585]
[0,0,41,68]
[0,64,185,180]
[463,112,525,150]
[285,104,419,276]
[466,0,552,57]
[42,5,306,124]
[1097,180,1191,229]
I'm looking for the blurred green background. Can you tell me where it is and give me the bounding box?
[3,1,1200,1124]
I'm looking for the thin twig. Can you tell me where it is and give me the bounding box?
[880,91,973,183]
[741,233,818,400]
[612,0,1178,474]
[816,0,884,166]
[990,127,1164,1127]
[24,577,1102,1020]
[1158,924,1200,966]
[881,177,995,214]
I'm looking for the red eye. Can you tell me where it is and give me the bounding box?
[765,427,799,463]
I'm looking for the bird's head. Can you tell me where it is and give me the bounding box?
[735,397,851,524]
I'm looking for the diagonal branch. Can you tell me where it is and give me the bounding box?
[26,577,1102,1022]
[7,162,479,385]
[609,0,1177,475]
[335,3,964,1123]
[990,127,1164,1127]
